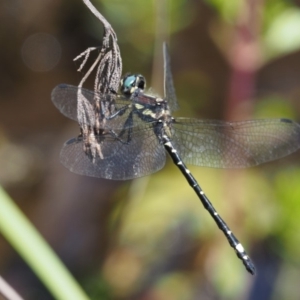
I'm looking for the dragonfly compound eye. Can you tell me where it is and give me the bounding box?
[136,75,146,91]
[121,74,146,96]
[121,74,135,95]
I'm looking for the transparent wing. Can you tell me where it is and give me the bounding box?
[51,84,128,125]
[60,126,166,180]
[163,43,178,112]
[171,118,300,168]
[52,84,95,123]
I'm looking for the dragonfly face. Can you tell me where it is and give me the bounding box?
[120,74,146,97]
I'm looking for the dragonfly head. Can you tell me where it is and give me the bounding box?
[121,74,146,97]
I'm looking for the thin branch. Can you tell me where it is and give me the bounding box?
[76,0,122,93]
[76,0,123,137]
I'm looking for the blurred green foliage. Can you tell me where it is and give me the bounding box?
[206,0,300,61]
[1,0,300,299]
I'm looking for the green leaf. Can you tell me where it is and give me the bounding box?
[264,8,300,60]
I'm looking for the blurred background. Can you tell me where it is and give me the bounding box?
[1,0,300,299]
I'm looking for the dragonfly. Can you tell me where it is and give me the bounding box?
[52,43,300,275]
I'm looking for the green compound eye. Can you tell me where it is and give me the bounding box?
[121,74,146,96]
[123,75,136,89]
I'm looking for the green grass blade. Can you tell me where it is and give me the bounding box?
[0,186,90,300]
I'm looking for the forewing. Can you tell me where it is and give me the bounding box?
[51,84,128,126]
[51,84,95,122]
[163,43,178,112]
[171,118,300,168]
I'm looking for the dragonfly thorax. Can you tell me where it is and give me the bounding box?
[121,73,172,124]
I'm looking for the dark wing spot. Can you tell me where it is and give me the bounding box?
[58,83,68,89]
[66,138,78,145]
[280,118,293,123]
